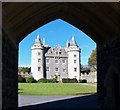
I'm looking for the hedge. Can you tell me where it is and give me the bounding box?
[79,79,87,83]
[62,78,78,83]
[38,78,57,83]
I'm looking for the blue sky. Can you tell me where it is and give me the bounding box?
[18,19,96,67]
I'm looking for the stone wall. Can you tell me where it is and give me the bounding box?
[97,37,120,109]
[103,37,120,109]
[81,72,97,83]
[2,30,18,109]
[97,43,110,107]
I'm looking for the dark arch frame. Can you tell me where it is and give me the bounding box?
[3,2,119,44]
[2,2,119,109]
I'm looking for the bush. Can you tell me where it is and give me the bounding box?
[62,78,78,83]
[18,75,26,83]
[38,78,57,83]
[46,79,57,83]
[25,77,36,83]
[79,79,87,83]
[38,78,46,83]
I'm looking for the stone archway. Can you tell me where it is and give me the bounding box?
[104,65,120,109]
[1,2,119,109]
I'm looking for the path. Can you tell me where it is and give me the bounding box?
[18,93,100,109]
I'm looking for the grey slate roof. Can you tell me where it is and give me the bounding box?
[45,45,67,56]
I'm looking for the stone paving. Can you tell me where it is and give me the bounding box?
[18,94,89,107]
[18,94,100,109]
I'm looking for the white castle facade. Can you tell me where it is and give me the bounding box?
[31,35,81,81]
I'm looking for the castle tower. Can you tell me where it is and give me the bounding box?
[31,34,45,80]
[67,36,81,80]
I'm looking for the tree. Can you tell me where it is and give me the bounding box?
[80,65,90,74]
[18,67,31,74]
[88,48,97,70]
[26,76,36,83]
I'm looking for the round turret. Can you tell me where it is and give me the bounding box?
[67,36,81,80]
[31,34,45,80]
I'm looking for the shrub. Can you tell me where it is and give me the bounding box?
[38,78,57,83]
[79,79,87,83]
[25,76,36,83]
[46,79,57,83]
[18,75,26,83]
[62,78,78,83]
[38,78,46,83]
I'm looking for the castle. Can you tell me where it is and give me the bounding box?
[31,35,81,81]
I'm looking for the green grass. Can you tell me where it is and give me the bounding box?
[18,83,97,96]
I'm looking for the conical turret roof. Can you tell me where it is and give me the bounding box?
[70,36,78,46]
[35,34,42,46]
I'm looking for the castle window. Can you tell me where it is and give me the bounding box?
[55,57,59,59]
[74,60,76,63]
[55,60,58,63]
[46,67,49,71]
[62,60,65,63]
[38,59,41,63]
[74,54,76,57]
[38,67,41,71]
[63,69,66,72]
[55,67,59,72]
[38,52,41,55]
[56,52,58,54]
[74,68,77,72]
[46,59,50,63]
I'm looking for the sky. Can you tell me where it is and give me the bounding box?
[18,19,96,67]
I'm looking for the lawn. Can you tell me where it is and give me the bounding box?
[18,83,97,96]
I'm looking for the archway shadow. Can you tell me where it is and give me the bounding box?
[18,93,101,110]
